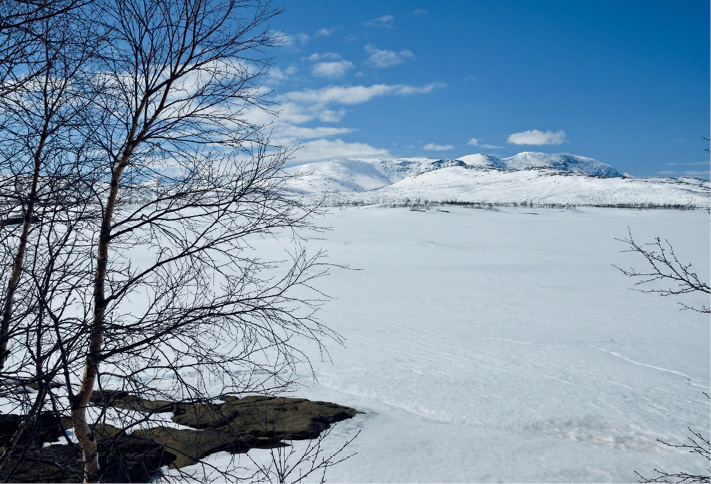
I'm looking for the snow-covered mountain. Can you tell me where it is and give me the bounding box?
[285,153,710,208]
[458,152,622,178]
[286,157,468,194]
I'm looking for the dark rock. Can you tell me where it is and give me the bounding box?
[0,414,81,482]
[171,401,239,429]
[0,444,83,483]
[0,393,358,482]
[0,411,65,447]
[98,433,175,483]
[173,395,357,441]
[90,389,175,414]
[0,414,22,445]
[133,426,248,469]
[130,394,357,472]
[0,432,175,483]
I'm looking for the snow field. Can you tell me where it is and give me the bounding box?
[224,206,710,482]
[12,205,704,482]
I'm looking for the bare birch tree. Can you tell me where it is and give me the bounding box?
[0,2,100,374]
[1,0,342,481]
[0,2,103,473]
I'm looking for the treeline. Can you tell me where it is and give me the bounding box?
[331,198,701,211]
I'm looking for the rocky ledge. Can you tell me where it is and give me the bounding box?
[0,392,358,482]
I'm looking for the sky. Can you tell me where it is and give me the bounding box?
[260,0,710,178]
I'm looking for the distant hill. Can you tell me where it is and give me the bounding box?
[457,152,622,178]
[285,153,709,208]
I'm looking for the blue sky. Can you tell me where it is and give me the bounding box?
[262,0,709,178]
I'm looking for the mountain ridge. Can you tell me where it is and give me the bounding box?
[285,152,709,208]
[457,152,622,178]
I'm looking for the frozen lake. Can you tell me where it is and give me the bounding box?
[186,206,710,482]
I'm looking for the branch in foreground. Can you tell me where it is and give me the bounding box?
[614,229,710,313]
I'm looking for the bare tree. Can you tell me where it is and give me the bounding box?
[0,1,101,374]
[614,229,710,314]
[635,424,710,483]
[0,0,349,481]
[616,231,710,482]
[0,0,91,30]
[0,5,105,475]
[0,4,105,473]
[0,1,93,97]
[250,427,361,484]
[65,0,293,478]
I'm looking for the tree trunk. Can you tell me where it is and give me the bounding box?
[71,159,127,482]
[0,133,48,372]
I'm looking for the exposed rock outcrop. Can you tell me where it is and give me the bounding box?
[0,393,358,482]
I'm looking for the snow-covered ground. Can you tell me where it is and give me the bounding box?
[189,205,710,482]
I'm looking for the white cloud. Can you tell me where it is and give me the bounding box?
[253,83,445,144]
[315,27,338,37]
[394,82,446,95]
[267,67,287,82]
[306,52,342,62]
[267,65,298,82]
[345,34,359,42]
[290,138,390,163]
[365,14,395,27]
[278,82,445,106]
[423,143,454,151]
[305,53,354,79]
[466,138,479,146]
[274,126,354,145]
[682,170,709,177]
[318,109,347,122]
[657,169,710,178]
[507,129,566,146]
[244,102,312,126]
[311,60,355,79]
[413,8,428,15]
[364,45,414,68]
[245,102,353,146]
[665,161,709,166]
[250,81,445,158]
[481,144,503,149]
[276,31,310,48]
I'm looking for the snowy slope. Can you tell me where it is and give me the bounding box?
[502,152,620,177]
[356,167,711,207]
[456,153,508,170]
[286,153,709,208]
[286,157,467,194]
